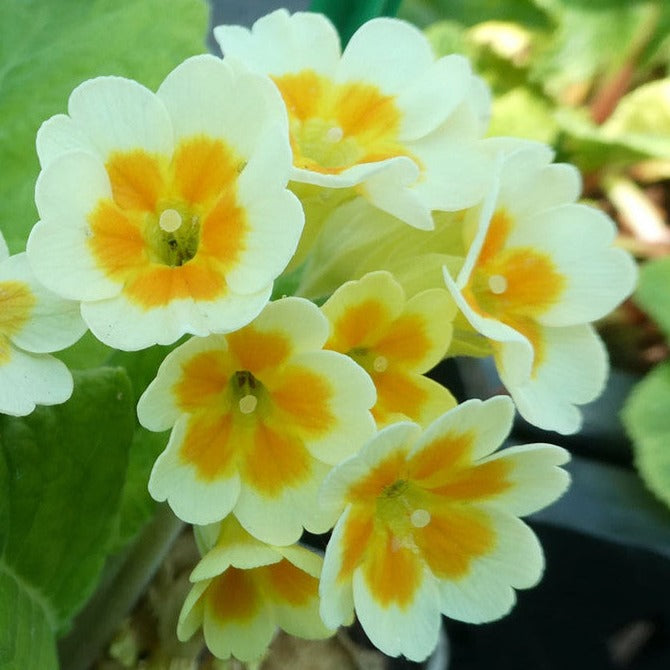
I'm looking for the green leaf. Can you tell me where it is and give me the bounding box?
[601,78,670,159]
[530,0,660,100]
[104,345,176,549]
[0,571,58,670]
[635,256,670,339]
[0,0,208,254]
[309,0,402,43]
[635,256,670,340]
[533,454,670,558]
[54,331,114,371]
[622,363,670,510]
[623,364,670,509]
[0,368,134,630]
[554,107,649,172]
[111,427,168,551]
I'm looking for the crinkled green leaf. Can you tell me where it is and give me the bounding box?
[601,78,670,159]
[622,362,670,510]
[0,367,134,629]
[0,0,207,254]
[531,1,661,100]
[554,107,648,171]
[309,0,402,43]
[635,256,670,340]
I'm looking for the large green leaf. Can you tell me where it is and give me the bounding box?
[0,367,134,666]
[0,0,207,255]
[0,571,57,670]
[622,362,670,509]
[310,0,403,43]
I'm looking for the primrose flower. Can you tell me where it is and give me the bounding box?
[27,55,303,350]
[138,297,376,545]
[178,516,333,663]
[443,141,637,434]
[321,271,456,427]
[319,396,569,662]
[215,10,493,231]
[0,233,86,416]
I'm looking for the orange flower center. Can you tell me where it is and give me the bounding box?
[272,70,411,174]
[88,136,248,308]
[463,210,566,371]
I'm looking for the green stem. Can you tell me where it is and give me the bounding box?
[57,505,185,670]
[309,0,403,44]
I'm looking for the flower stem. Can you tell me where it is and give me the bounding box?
[57,504,185,670]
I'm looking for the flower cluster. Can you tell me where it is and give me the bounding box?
[10,7,637,665]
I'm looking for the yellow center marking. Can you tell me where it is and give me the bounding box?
[488,274,508,294]
[410,508,431,528]
[238,394,258,414]
[158,208,182,233]
[373,355,389,372]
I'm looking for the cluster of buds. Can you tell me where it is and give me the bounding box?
[5,9,636,664]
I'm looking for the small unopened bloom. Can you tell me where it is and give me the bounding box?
[179,516,333,663]
[28,55,303,350]
[443,141,637,433]
[215,10,492,231]
[322,271,456,427]
[0,233,85,415]
[138,297,376,545]
[319,396,569,661]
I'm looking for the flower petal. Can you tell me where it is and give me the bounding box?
[148,415,242,525]
[479,443,570,516]
[0,346,74,416]
[337,18,435,95]
[409,397,515,477]
[499,323,608,434]
[0,254,86,354]
[36,113,97,168]
[352,534,441,662]
[396,55,472,142]
[80,283,271,350]
[67,76,173,160]
[214,9,341,78]
[435,507,543,623]
[235,455,334,545]
[202,568,276,662]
